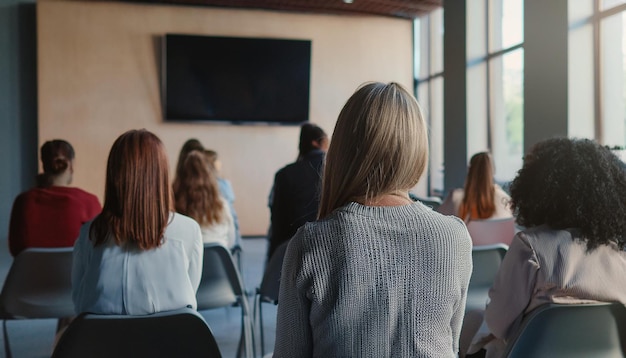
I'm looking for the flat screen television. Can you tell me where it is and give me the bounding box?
[163,34,311,125]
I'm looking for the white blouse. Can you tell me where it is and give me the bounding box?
[72,212,203,315]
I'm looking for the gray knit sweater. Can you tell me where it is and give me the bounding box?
[274,201,472,358]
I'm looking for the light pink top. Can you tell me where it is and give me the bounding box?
[474,226,626,357]
[437,184,512,221]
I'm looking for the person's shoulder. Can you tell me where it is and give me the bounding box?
[169,212,200,229]
[517,225,574,246]
[494,184,511,198]
[68,187,101,205]
[11,188,48,209]
[276,160,299,175]
[70,187,99,198]
[426,207,468,231]
[165,213,203,246]
[13,189,35,203]
[451,188,465,200]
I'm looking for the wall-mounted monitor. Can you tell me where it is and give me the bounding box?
[163,34,311,125]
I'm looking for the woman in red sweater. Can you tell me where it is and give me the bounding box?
[8,140,101,256]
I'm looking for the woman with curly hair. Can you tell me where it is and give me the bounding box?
[174,150,235,248]
[467,137,626,358]
[438,151,511,221]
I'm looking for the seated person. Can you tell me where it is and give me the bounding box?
[205,149,242,248]
[274,82,472,357]
[9,139,101,256]
[467,138,626,357]
[174,150,236,248]
[174,138,204,179]
[72,129,203,315]
[437,152,511,221]
[268,123,328,260]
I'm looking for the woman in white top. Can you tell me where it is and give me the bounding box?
[438,152,511,221]
[72,129,203,315]
[174,150,235,248]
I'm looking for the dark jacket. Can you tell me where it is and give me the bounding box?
[268,149,324,259]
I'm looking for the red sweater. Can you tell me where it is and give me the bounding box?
[8,186,102,257]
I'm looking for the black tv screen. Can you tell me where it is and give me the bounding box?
[163,34,311,125]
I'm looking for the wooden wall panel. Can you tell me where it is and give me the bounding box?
[38,0,414,235]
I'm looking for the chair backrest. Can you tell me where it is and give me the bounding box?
[196,243,254,358]
[414,195,443,211]
[505,303,626,358]
[51,307,221,358]
[196,243,245,310]
[258,240,289,304]
[466,244,508,311]
[0,247,74,319]
[466,217,516,246]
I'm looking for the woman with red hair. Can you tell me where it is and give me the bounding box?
[72,129,203,315]
[438,152,512,221]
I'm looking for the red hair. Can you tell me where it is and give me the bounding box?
[459,152,496,221]
[174,150,224,226]
[90,129,172,250]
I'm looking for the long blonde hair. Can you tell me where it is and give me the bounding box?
[318,82,428,218]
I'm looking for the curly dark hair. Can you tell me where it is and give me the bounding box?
[509,137,626,251]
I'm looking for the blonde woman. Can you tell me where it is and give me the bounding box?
[274,82,473,357]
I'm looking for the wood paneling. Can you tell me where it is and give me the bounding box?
[38,0,415,235]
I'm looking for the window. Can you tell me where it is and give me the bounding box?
[467,0,524,184]
[415,8,444,196]
[569,0,626,147]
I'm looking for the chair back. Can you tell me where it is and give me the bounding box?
[0,247,74,319]
[259,240,289,304]
[51,307,221,358]
[505,303,626,358]
[196,243,254,358]
[196,243,245,310]
[466,244,508,311]
[414,196,443,211]
[466,217,516,246]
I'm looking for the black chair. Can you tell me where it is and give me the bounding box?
[51,307,221,358]
[0,248,74,358]
[197,243,254,358]
[254,240,289,356]
[466,244,508,312]
[504,303,626,358]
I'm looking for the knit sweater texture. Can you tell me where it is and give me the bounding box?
[274,201,473,358]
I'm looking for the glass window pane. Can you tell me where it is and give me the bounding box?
[430,77,444,196]
[489,49,524,184]
[417,15,430,79]
[417,80,444,197]
[569,0,593,24]
[467,0,487,61]
[568,22,595,138]
[489,0,524,52]
[600,11,626,146]
[414,19,421,77]
[467,62,488,157]
[430,8,444,74]
[602,0,626,11]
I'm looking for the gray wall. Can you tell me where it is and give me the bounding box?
[0,0,38,243]
[524,0,569,153]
